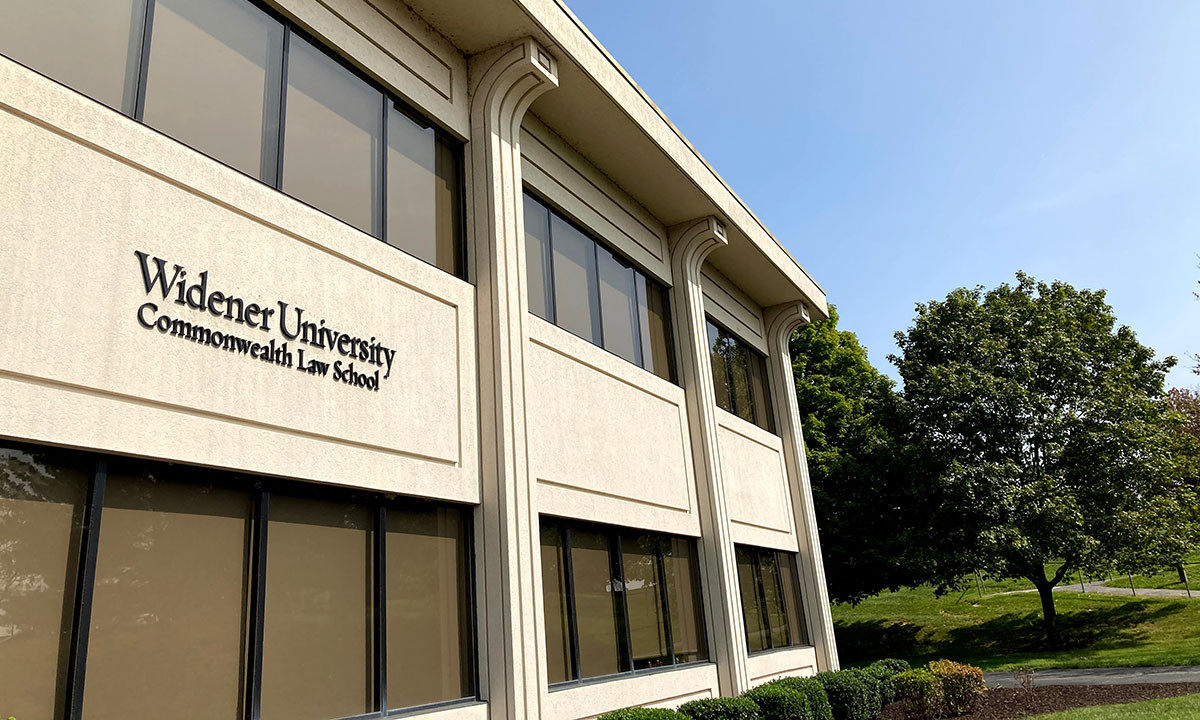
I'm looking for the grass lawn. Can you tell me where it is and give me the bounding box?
[833,587,1200,671]
[1102,556,1199,593]
[1027,693,1200,718]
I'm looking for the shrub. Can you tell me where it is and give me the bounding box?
[764,677,832,720]
[599,708,689,720]
[678,696,762,720]
[865,659,911,705]
[816,670,873,720]
[743,683,810,720]
[893,669,944,720]
[927,660,984,716]
[851,669,883,717]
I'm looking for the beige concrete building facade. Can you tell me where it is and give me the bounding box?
[0,1,838,719]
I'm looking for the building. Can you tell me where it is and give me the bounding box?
[0,0,838,718]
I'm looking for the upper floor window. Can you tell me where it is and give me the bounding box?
[735,545,810,654]
[524,192,676,382]
[540,518,707,685]
[706,319,774,432]
[0,440,476,720]
[1,0,464,278]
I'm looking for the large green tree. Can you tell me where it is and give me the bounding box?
[891,273,1199,644]
[792,308,971,604]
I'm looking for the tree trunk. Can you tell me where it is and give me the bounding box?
[1034,580,1061,646]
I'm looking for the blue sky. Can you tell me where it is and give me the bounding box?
[564,0,1200,390]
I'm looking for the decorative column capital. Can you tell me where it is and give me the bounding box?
[469,37,559,134]
[765,301,811,356]
[669,216,728,282]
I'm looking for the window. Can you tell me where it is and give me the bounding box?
[539,518,707,685]
[0,0,464,277]
[735,545,809,653]
[707,319,774,432]
[523,192,677,382]
[0,440,477,719]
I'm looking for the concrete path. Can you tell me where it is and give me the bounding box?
[984,666,1200,688]
[1052,579,1195,599]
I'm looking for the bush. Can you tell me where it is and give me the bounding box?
[764,677,832,720]
[816,670,873,720]
[893,669,944,720]
[678,696,762,720]
[927,660,984,716]
[865,659,912,705]
[851,669,883,717]
[743,683,810,720]
[599,708,689,720]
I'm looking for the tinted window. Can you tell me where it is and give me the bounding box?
[84,468,250,719]
[523,192,676,381]
[282,35,382,235]
[1,0,145,111]
[736,545,809,653]
[540,519,707,684]
[387,105,461,274]
[0,447,87,720]
[141,0,283,179]
[707,319,775,432]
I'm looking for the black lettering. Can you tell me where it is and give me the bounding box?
[134,252,184,300]
[137,302,157,329]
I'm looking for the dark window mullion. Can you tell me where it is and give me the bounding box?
[260,18,286,186]
[375,505,387,712]
[752,550,773,650]
[130,0,156,120]
[772,551,792,648]
[375,95,387,240]
[611,532,632,673]
[272,27,291,190]
[246,488,269,720]
[591,240,605,349]
[544,203,558,325]
[562,524,581,681]
[654,538,675,666]
[63,458,107,720]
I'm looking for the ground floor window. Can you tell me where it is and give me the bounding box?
[0,440,475,720]
[735,545,809,653]
[539,517,707,686]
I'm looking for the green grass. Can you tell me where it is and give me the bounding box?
[833,586,1200,671]
[1102,557,1200,592]
[1026,693,1200,718]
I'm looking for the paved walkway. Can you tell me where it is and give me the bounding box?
[984,666,1200,688]
[990,579,1195,600]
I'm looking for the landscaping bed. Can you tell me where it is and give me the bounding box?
[879,683,1200,720]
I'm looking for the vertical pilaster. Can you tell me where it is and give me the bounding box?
[765,302,840,672]
[668,217,750,695]
[467,37,558,720]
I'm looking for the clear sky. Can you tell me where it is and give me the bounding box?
[563,0,1200,390]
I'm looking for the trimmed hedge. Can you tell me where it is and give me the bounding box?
[743,683,810,720]
[928,660,984,716]
[893,669,944,720]
[599,708,689,720]
[864,659,912,705]
[678,696,762,720]
[763,677,833,720]
[816,670,874,720]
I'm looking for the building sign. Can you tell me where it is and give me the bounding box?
[133,251,396,392]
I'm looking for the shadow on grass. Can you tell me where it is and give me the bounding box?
[835,599,1190,667]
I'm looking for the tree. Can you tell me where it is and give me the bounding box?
[792,307,969,604]
[891,272,1199,645]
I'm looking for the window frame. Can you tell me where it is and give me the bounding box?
[705,317,776,433]
[523,190,678,384]
[735,545,811,655]
[0,440,480,720]
[0,0,467,279]
[541,517,709,689]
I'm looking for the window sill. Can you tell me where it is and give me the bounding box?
[548,659,714,692]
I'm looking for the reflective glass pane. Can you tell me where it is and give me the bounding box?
[1,0,144,111]
[759,551,790,649]
[282,35,382,235]
[83,467,250,719]
[386,106,460,273]
[261,495,373,720]
[550,215,601,345]
[779,553,809,647]
[570,529,620,678]
[736,546,767,652]
[386,504,472,709]
[729,340,755,424]
[621,534,668,670]
[524,194,553,321]
[707,321,733,413]
[142,0,282,179]
[637,276,674,382]
[749,353,774,432]
[539,524,572,684]
[597,247,640,365]
[0,446,86,720]
[664,537,706,663]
